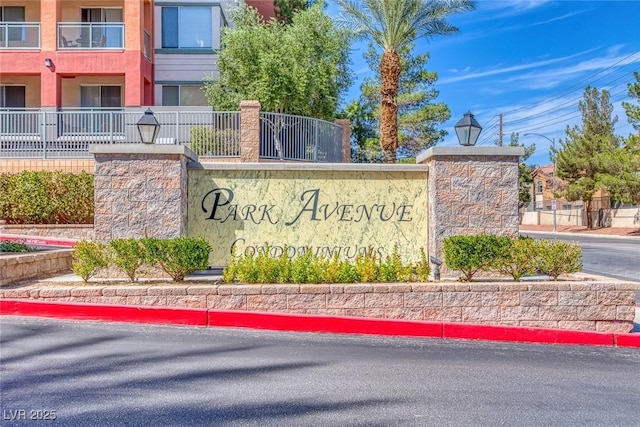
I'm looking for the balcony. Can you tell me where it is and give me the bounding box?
[0,22,40,49]
[57,23,124,49]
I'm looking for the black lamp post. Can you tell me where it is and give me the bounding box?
[136,108,160,144]
[454,111,482,146]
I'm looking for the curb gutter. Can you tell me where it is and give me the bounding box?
[1,299,638,348]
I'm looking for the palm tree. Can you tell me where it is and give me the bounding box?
[337,0,474,162]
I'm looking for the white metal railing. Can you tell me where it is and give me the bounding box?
[0,109,343,162]
[0,109,242,159]
[0,22,40,49]
[57,23,124,49]
[260,112,343,162]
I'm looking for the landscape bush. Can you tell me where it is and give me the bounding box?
[443,235,511,281]
[0,240,35,253]
[223,245,430,284]
[444,234,583,281]
[536,239,583,280]
[72,237,213,282]
[189,126,240,156]
[494,236,538,281]
[0,171,93,224]
[108,238,147,282]
[142,237,212,281]
[71,240,108,282]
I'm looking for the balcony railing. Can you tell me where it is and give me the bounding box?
[0,109,345,163]
[57,23,124,49]
[0,22,40,49]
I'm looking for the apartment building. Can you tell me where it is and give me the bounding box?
[0,0,154,109]
[0,0,274,110]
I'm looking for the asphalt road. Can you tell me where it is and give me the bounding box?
[1,317,639,426]
[521,232,640,283]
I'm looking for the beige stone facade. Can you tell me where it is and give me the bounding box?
[90,144,196,241]
[1,280,636,333]
[417,147,524,272]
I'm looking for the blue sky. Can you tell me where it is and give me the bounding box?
[326,0,640,165]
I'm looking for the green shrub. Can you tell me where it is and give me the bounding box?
[494,236,538,281]
[379,244,413,282]
[290,248,315,283]
[354,247,378,282]
[0,240,35,253]
[189,126,240,156]
[536,240,583,280]
[72,240,108,282]
[142,237,211,282]
[443,234,511,281]
[414,247,431,281]
[336,261,359,283]
[0,171,93,224]
[221,243,429,284]
[109,238,147,282]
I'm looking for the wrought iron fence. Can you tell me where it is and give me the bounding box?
[260,112,343,162]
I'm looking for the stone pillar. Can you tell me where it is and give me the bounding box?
[240,100,261,162]
[90,144,198,241]
[334,119,351,163]
[417,146,524,276]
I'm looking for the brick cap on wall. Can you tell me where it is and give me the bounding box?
[416,146,525,164]
[188,162,429,172]
[89,143,198,162]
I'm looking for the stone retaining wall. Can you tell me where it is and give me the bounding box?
[0,224,94,241]
[0,250,73,286]
[1,281,635,333]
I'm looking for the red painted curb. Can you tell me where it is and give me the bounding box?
[208,310,443,338]
[0,299,207,327]
[2,299,635,347]
[0,234,77,247]
[614,333,640,348]
[443,323,615,346]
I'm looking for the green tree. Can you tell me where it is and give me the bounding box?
[340,99,381,162]
[622,71,640,132]
[204,2,351,121]
[505,132,535,209]
[358,44,450,160]
[336,0,474,163]
[274,0,316,25]
[554,86,637,228]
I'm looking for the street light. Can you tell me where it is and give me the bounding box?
[524,133,556,232]
[136,108,160,144]
[454,111,482,146]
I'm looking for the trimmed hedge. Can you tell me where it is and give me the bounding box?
[443,234,583,281]
[71,237,212,282]
[0,171,93,224]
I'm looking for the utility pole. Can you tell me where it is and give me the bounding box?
[498,114,503,146]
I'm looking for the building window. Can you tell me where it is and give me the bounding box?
[162,85,208,106]
[80,86,122,108]
[162,7,212,49]
[79,8,123,48]
[537,181,543,194]
[0,85,26,108]
[0,6,26,42]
